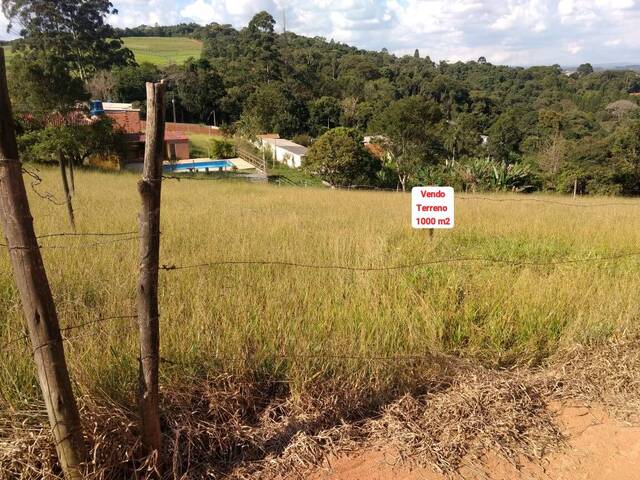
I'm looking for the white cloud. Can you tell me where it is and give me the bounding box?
[565,41,582,54]
[491,0,549,33]
[0,0,639,65]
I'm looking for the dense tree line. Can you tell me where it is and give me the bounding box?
[6,4,640,194]
[106,12,640,194]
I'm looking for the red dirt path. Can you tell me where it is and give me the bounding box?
[308,403,640,480]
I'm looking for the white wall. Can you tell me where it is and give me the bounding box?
[274,146,304,168]
[259,138,305,168]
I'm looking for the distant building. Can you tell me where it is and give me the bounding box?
[96,101,190,163]
[102,102,143,136]
[258,135,308,168]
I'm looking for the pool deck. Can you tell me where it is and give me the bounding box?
[228,157,256,170]
[164,158,256,171]
[124,157,257,173]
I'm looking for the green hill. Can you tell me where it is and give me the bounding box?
[121,36,202,65]
[2,37,201,66]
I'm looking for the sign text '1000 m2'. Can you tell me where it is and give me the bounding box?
[411,186,454,229]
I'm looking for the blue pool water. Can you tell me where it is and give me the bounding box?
[164,160,235,172]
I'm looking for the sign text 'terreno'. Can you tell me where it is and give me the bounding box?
[411,186,454,229]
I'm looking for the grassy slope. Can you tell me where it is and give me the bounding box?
[122,36,202,65]
[1,168,640,408]
[2,37,201,66]
[188,133,212,158]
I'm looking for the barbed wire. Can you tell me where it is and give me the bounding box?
[36,231,138,239]
[0,235,142,250]
[21,165,68,206]
[457,195,639,208]
[319,185,640,207]
[159,250,640,273]
[1,314,137,351]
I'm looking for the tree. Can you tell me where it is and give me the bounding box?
[444,113,482,164]
[242,82,303,136]
[242,11,282,82]
[112,63,161,103]
[8,50,87,112]
[171,58,225,123]
[210,137,235,159]
[304,127,379,186]
[308,96,341,135]
[3,0,134,81]
[487,110,523,165]
[18,117,125,226]
[19,117,124,167]
[612,119,640,192]
[576,63,594,77]
[86,69,115,100]
[371,96,443,191]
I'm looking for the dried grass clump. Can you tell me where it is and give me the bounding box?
[367,371,562,473]
[0,410,60,479]
[548,336,640,422]
[0,375,377,479]
[9,340,640,479]
[0,399,146,480]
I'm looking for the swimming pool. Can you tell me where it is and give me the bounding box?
[163,160,235,173]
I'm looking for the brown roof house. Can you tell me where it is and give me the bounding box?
[93,101,190,167]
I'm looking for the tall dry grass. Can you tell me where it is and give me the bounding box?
[1,166,639,411]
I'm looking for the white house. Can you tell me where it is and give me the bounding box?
[258,136,308,168]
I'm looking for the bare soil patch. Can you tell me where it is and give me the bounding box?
[2,339,640,479]
[308,403,640,480]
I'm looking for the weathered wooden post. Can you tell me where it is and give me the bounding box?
[59,152,76,230]
[0,50,87,478]
[136,81,165,459]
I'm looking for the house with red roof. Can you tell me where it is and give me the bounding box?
[98,102,190,163]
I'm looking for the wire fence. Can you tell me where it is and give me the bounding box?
[2,246,639,353]
[2,314,137,351]
[3,168,640,359]
[158,251,640,273]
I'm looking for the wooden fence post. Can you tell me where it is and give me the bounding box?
[59,152,76,230]
[136,81,165,459]
[0,50,87,478]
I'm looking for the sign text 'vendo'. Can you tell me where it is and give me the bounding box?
[411,186,454,229]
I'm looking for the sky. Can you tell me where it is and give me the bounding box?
[2,0,640,66]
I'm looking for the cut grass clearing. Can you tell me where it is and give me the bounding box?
[121,36,202,65]
[2,37,201,66]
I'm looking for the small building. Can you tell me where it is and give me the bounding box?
[126,131,190,161]
[102,102,143,134]
[258,135,308,168]
[96,101,190,164]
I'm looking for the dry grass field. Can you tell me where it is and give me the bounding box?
[1,166,640,477]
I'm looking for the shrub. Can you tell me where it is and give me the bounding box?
[304,127,380,187]
[210,138,235,159]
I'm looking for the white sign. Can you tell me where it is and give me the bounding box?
[411,186,454,229]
